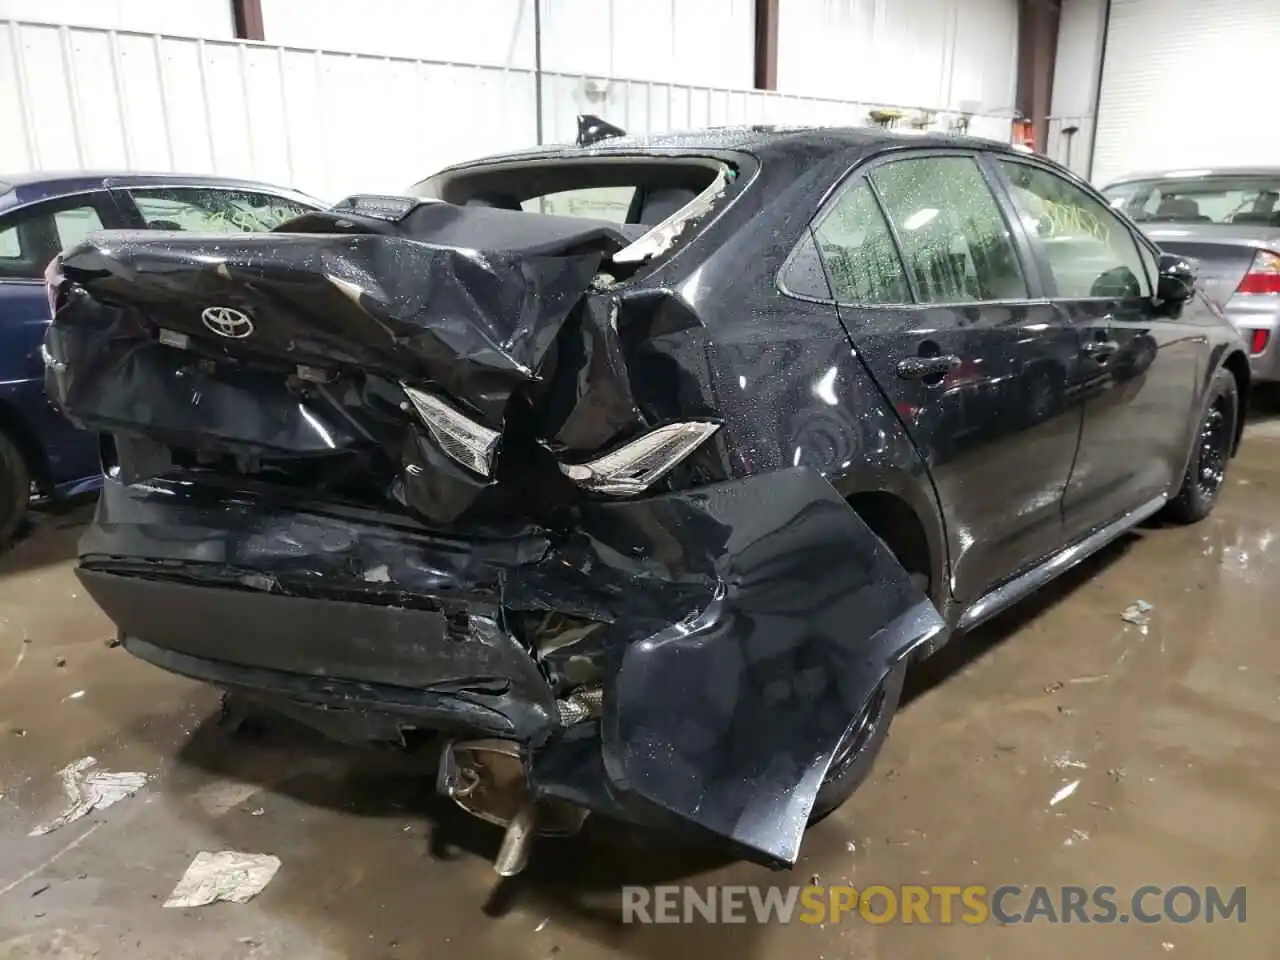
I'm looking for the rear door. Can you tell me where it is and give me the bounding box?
[993,158,1199,535]
[812,150,1083,602]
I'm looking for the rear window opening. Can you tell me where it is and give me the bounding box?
[410,155,737,272]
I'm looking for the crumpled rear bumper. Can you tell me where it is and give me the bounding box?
[81,468,944,866]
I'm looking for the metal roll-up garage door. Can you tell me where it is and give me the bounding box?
[1092,0,1280,188]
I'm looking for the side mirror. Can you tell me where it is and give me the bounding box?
[1157,252,1196,303]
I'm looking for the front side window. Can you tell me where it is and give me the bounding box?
[811,180,910,304]
[999,161,1152,300]
[870,156,1028,303]
[0,201,105,280]
[130,188,312,233]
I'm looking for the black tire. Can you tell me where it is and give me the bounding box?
[1166,368,1238,524]
[0,430,30,550]
[808,661,907,823]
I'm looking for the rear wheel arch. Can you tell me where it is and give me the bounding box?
[843,488,948,617]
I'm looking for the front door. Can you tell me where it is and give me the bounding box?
[810,151,1083,602]
[992,158,1200,535]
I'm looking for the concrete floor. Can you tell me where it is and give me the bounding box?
[2,432,1279,959]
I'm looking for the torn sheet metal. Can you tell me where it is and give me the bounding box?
[79,467,943,866]
[30,757,148,836]
[613,165,730,263]
[594,468,944,866]
[163,851,281,907]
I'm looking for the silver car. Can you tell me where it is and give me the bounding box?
[1103,167,1280,380]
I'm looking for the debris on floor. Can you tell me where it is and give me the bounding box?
[191,780,262,818]
[1120,600,1153,627]
[163,851,282,908]
[29,757,149,836]
[1063,828,1090,847]
[1048,779,1081,807]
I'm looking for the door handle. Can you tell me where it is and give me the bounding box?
[897,355,961,381]
[1081,339,1119,361]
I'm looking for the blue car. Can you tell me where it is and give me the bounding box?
[0,172,321,544]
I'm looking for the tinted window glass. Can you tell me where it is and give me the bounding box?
[871,156,1028,303]
[812,180,910,304]
[781,230,834,300]
[0,202,104,280]
[131,188,312,232]
[999,160,1152,299]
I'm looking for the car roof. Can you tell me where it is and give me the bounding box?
[0,171,322,215]
[430,124,1020,173]
[1103,166,1280,188]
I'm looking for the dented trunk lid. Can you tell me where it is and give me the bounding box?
[44,201,677,526]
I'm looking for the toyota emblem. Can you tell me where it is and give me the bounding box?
[201,306,254,339]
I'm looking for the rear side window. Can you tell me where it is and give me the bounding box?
[130,187,312,233]
[871,156,1028,303]
[52,206,105,249]
[811,181,910,304]
[0,200,106,280]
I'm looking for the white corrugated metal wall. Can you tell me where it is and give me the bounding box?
[0,1,1018,201]
[0,0,234,36]
[1091,0,1280,187]
[1044,0,1106,178]
[259,0,758,90]
[776,0,1019,120]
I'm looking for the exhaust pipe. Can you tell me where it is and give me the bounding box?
[494,802,539,877]
[437,738,586,876]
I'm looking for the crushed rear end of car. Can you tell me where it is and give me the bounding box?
[43,174,944,872]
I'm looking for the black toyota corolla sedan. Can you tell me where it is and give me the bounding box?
[42,125,1248,876]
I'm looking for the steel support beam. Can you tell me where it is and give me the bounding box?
[231,0,265,41]
[754,0,779,91]
[1016,0,1061,151]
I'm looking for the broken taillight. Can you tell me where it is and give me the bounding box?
[558,421,721,496]
[401,385,501,478]
[1235,250,1280,296]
